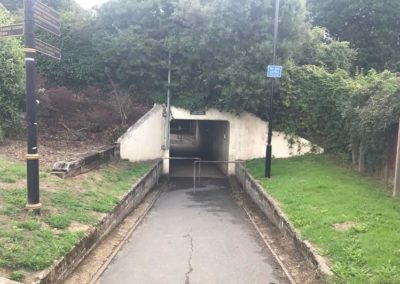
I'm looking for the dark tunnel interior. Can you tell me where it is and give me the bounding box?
[169,119,230,177]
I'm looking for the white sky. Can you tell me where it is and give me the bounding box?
[75,0,108,9]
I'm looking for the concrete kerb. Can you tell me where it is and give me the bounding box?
[31,159,163,284]
[0,278,21,284]
[235,163,333,280]
[52,144,120,179]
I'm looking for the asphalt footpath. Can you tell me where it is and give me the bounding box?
[99,178,288,284]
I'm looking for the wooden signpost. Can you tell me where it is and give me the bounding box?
[33,0,61,36]
[0,0,61,214]
[0,24,24,38]
[35,39,61,60]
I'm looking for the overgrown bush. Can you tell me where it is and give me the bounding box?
[46,87,79,113]
[0,6,24,137]
[277,63,400,173]
[345,70,400,170]
[277,63,354,152]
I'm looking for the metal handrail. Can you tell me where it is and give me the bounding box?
[163,157,201,179]
[193,160,244,192]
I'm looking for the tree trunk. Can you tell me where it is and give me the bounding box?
[351,143,358,166]
[358,141,366,173]
[393,119,400,197]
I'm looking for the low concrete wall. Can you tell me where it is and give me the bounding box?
[235,163,332,279]
[52,145,120,178]
[36,160,163,284]
[0,278,20,284]
[118,104,166,162]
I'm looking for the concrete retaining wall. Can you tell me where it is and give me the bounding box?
[52,145,120,178]
[37,160,163,284]
[118,105,323,175]
[235,163,332,279]
[118,104,165,162]
[172,107,323,175]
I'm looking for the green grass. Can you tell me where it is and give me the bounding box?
[0,157,26,183]
[247,155,400,283]
[45,214,72,229]
[9,271,25,282]
[0,157,152,280]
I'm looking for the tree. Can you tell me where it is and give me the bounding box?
[0,0,23,12]
[345,71,400,169]
[36,9,99,91]
[87,0,312,114]
[295,27,356,72]
[0,6,24,137]
[277,63,354,152]
[308,0,400,71]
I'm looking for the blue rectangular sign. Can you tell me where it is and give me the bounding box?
[267,65,283,78]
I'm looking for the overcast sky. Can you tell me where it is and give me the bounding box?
[75,0,108,9]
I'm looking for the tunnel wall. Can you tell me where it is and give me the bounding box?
[118,105,165,162]
[172,108,267,173]
[171,107,321,174]
[118,105,322,175]
[198,121,230,174]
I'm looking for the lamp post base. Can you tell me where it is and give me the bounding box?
[265,144,272,178]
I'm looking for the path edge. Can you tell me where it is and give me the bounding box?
[235,163,333,281]
[35,159,163,284]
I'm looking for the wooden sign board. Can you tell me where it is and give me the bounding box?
[34,0,60,20]
[34,16,61,36]
[34,1,61,36]
[35,39,61,60]
[0,24,24,38]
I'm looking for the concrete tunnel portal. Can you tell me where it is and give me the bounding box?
[169,119,230,178]
[100,104,322,284]
[118,105,320,176]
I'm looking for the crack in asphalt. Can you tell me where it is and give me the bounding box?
[184,233,194,284]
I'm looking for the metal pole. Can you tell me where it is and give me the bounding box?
[24,0,41,214]
[265,0,280,178]
[193,161,196,192]
[198,161,201,184]
[166,51,171,149]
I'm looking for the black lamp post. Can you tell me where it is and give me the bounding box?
[24,0,41,214]
[265,0,280,178]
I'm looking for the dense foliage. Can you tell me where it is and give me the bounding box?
[0,6,24,138]
[346,71,400,169]
[0,0,399,172]
[36,9,97,90]
[38,0,312,114]
[308,0,400,72]
[278,64,354,152]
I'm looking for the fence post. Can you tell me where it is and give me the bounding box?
[393,119,400,197]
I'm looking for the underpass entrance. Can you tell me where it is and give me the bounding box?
[169,119,230,178]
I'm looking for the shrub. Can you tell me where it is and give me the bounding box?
[9,271,25,282]
[45,214,71,229]
[0,7,24,137]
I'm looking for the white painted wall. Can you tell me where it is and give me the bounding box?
[272,132,322,158]
[203,121,230,174]
[118,104,322,175]
[171,107,322,174]
[118,105,165,162]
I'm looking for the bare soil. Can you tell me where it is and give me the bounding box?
[0,90,150,168]
[0,138,105,170]
[333,222,357,232]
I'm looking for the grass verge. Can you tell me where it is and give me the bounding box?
[0,155,151,281]
[247,155,400,284]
